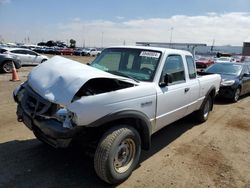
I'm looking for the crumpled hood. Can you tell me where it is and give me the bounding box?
[28,56,131,105]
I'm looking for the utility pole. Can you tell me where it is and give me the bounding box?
[170,27,174,47]
[101,32,104,48]
[211,39,215,52]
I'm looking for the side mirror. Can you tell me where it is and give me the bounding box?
[243,73,250,77]
[159,74,173,87]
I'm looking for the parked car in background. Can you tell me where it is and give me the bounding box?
[243,56,250,63]
[0,48,8,54]
[83,48,101,56]
[0,53,21,73]
[59,48,74,55]
[195,57,214,71]
[233,55,245,63]
[214,57,235,63]
[34,47,60,55]
[204,63,250,102]
[73,48,85,56]
[4,48,48,65]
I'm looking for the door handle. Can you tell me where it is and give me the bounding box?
[184,88,190,93]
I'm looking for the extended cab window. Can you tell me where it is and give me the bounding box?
[162,55,185,84]
[186,55,196,79]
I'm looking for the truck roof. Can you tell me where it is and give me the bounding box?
[108,45,192,56]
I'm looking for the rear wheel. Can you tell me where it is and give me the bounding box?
[94,125,141,184]
[195,95,212,123]
[1,61,13,73]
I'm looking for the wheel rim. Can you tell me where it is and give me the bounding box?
[113,138,136,174]
[234,89,240,101]
[203,99,210,119]
[3,62,13,73]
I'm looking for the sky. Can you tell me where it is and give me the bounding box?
[0,0,250,47]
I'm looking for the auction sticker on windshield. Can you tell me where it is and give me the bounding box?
[140,51,160,58]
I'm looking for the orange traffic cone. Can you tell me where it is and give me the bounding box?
[10,62,20,82]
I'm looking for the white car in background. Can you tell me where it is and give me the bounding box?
[83,48,101,56]
[4,48,48,65]
[214,57,235,63]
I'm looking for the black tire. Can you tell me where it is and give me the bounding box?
[0,61,13,73]
[94,125,141,184]
[195,95,212,123]
[232,88,241,102]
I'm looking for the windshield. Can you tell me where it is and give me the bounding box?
[205,63,242,76]
[90,48,162,82]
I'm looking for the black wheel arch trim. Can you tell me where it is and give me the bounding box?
[201,86,216,111]
[86,110,152,150]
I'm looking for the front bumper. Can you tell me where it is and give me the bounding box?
[17,103,83,148]
[15,83,83,148]
[218,86,236,99]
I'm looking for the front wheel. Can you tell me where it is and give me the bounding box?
[195,95,212,123]
[94,125,141,184]
[232,88,241,102]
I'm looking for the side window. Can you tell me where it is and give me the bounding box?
[26,50,36,56]
[11,50,23,54]
[0,49,7,53]
[162,55,185,84]
[186,55,196,79]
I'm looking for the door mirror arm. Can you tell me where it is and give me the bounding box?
[159,74,173,87]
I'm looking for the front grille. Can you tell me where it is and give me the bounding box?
[20,84,58,118]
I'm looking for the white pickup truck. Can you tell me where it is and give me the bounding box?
[13,46,221,184]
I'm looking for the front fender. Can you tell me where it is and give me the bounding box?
[86,110,152,150]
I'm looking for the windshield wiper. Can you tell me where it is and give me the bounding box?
[108,71,140,83]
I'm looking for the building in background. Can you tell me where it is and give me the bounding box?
[242,38,250,56]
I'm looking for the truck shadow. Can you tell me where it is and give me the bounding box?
[0,115,199,188]
[0,139,111,188]
[140,114,199,162]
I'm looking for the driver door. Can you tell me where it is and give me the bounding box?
[155,55,189,132]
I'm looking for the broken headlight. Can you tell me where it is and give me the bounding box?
[55,108,77,129]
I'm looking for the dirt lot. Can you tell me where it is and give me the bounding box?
[0,55,250,188]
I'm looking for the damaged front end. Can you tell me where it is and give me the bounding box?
[13,56,139,148]
[14,82,81,148]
